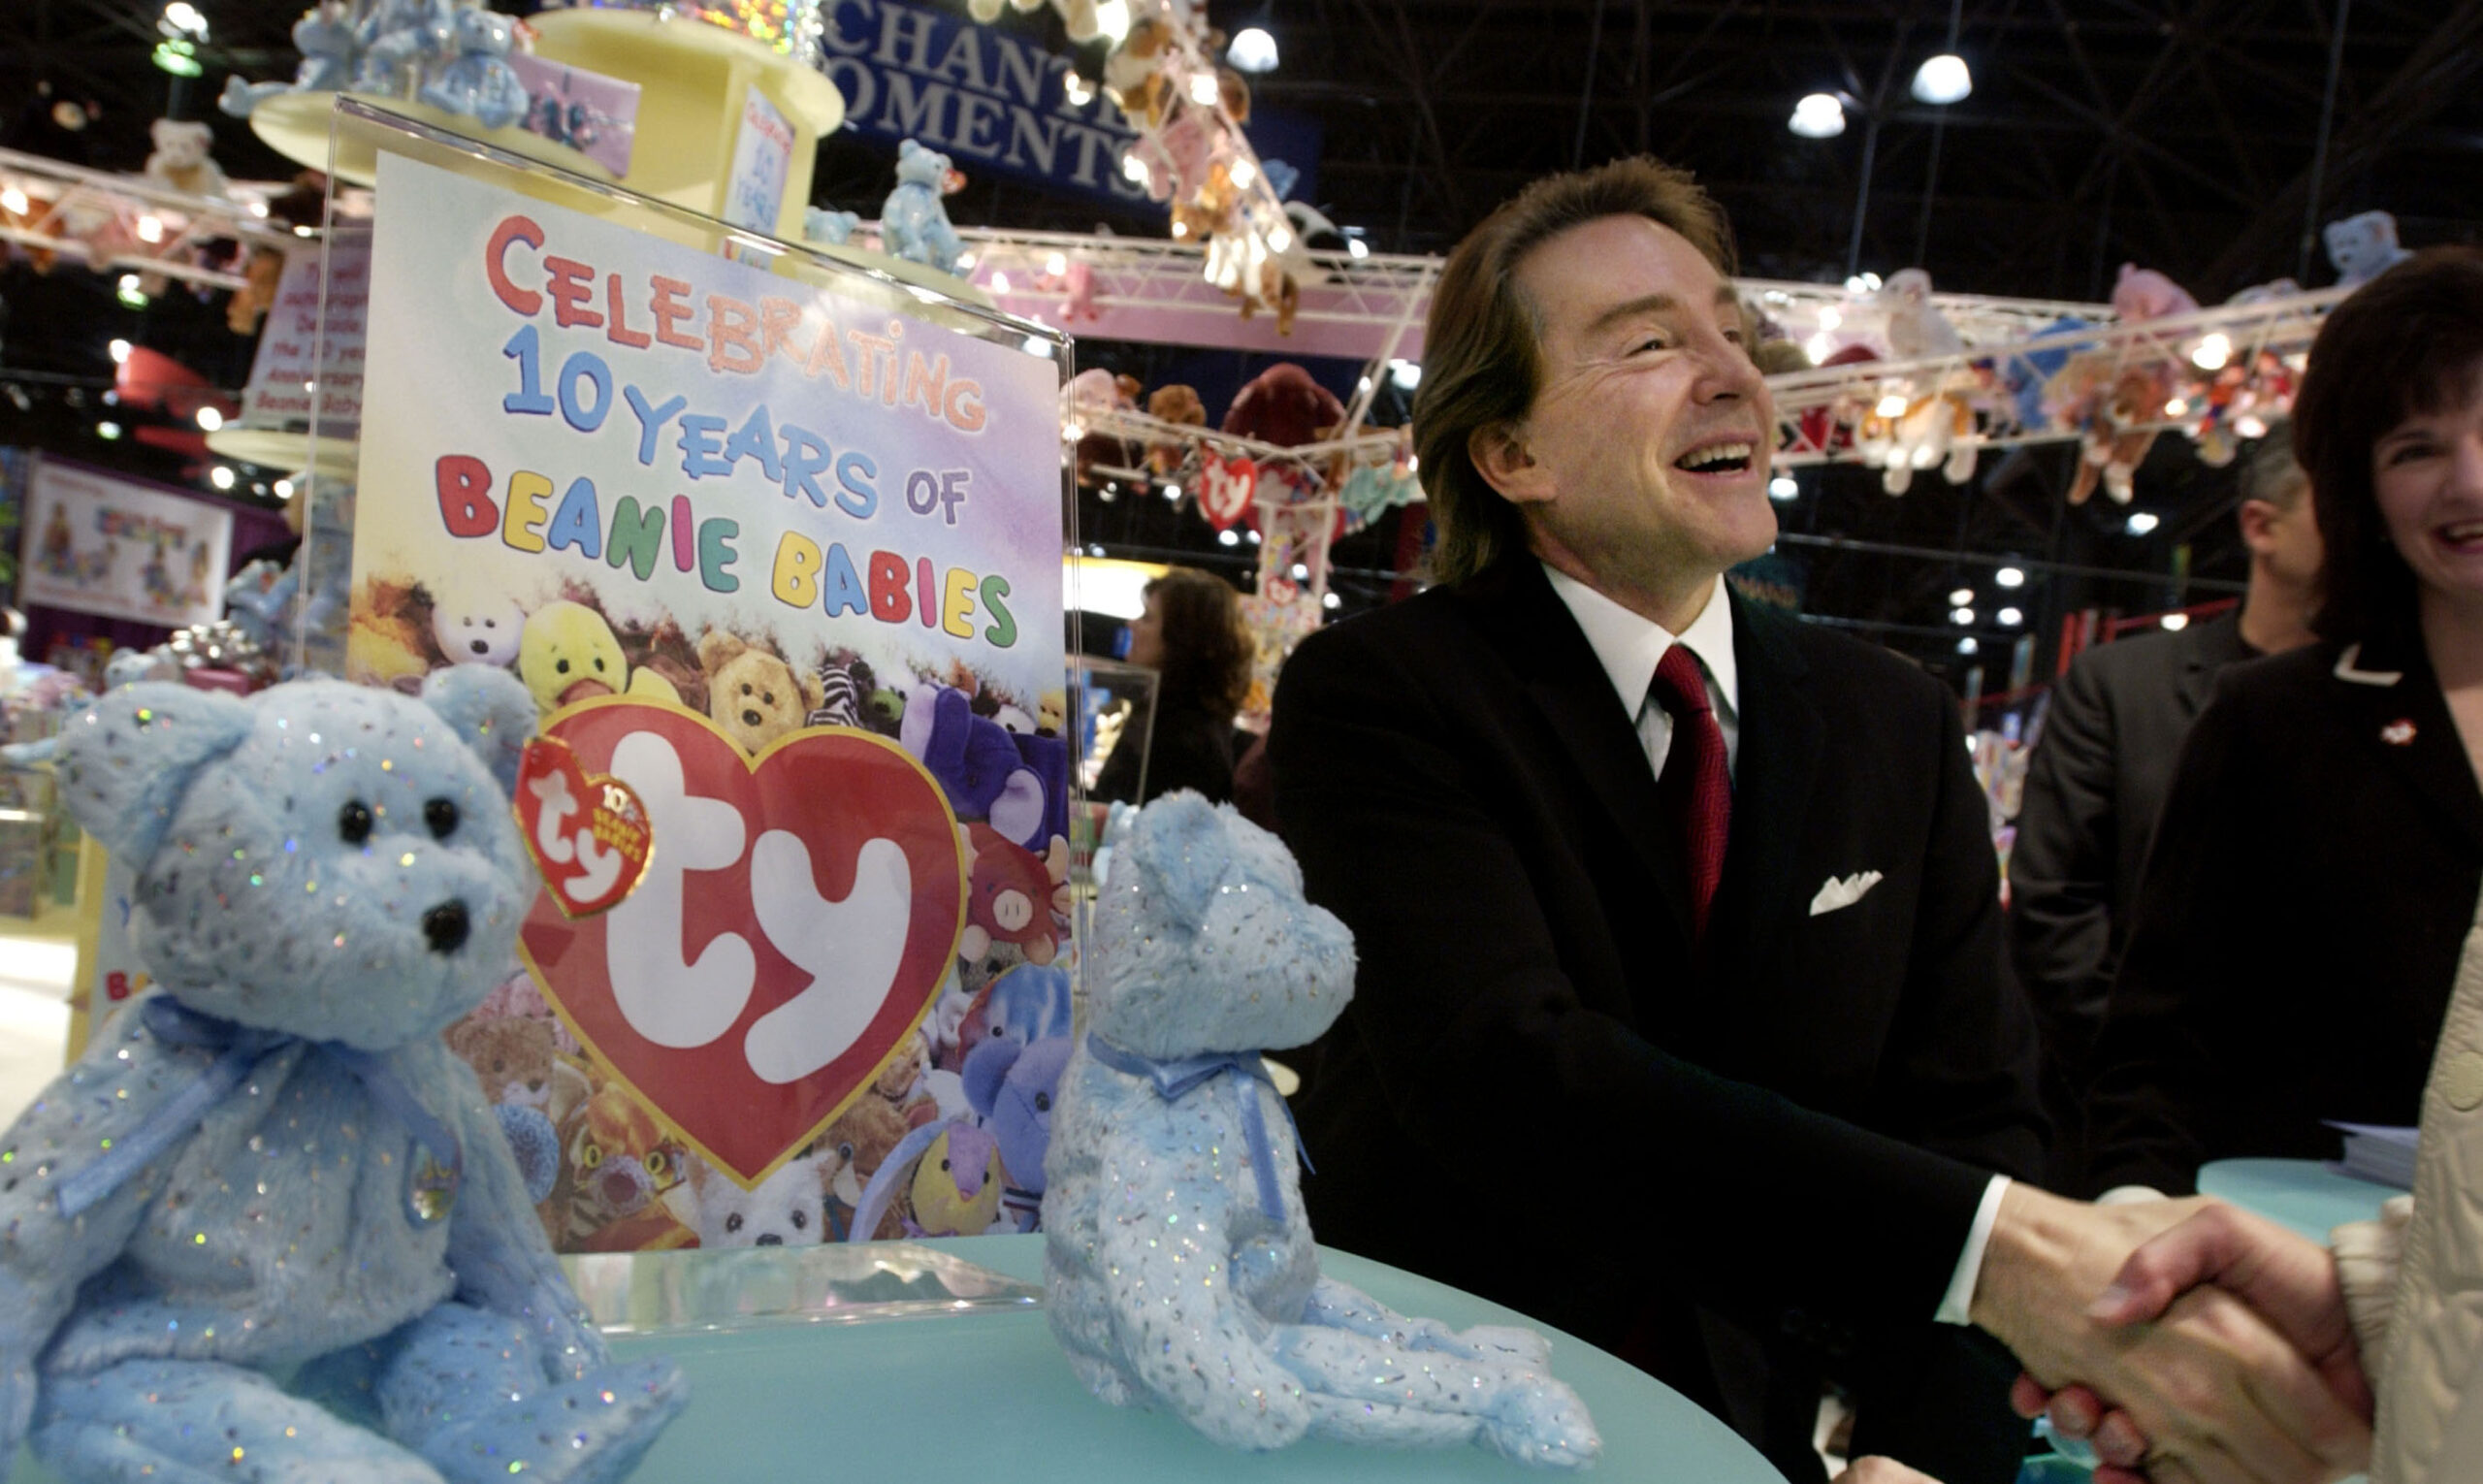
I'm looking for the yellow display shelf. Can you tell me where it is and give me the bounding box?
[529,7,843,242]
[204,428,359,479]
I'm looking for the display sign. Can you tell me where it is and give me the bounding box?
[234,239,370,437]
[508,52,642,180]
[821,0,1147,208]
[351,145,1070,1250]
[17,458,233,628]
[723,86,795,235]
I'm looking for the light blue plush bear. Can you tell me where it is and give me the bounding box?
[1043,793,1599,1468]
[417,8,532,133]
[218,2,363,118]
[355,0,456,97]
[0,668,687,1483]
[879,139,965,276]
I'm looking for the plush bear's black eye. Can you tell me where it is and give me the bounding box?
[790,1209,808,1230]
[339,800,373,844]
[725,1212,743,1234]
[594,656,607,672]
[1035,1092,1050,1113]
[556,658,570,674]
[424,798,459,839]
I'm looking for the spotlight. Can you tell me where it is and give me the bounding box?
[2191,333,2233,371]
[109,339,132,364]
[1387,358,1420,390]
[1998,607,2023,627]
[1911,54,1973,106]
[1322,591,1341,610]
[1790,93,1847,139]
[96,421,122,439]
[1950,588,1976,607]
[1768,475,1799,500]
[1217,529,1240,547]
[274,477,295,499]
[1995,565,2026,588]
[2125,511,2161,535]
[1957,636,1980,655]
[2161,613,2191,631]
[0,186,26,214]
[196,405,224,431]
[210,465,235,491]
[1228,26,1277,74]
[1950,606,1976,626]
[1188,73,1220,107]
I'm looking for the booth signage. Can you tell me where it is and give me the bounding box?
[351,147,1067,1243]
[18,458,233,629]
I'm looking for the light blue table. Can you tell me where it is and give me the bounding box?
[15,1236,1785,1483]
[2195,1158,2400,1244]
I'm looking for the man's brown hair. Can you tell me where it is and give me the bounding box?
[1410,157,1738,584]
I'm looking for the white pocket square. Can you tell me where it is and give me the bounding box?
[1809,871,1885,917]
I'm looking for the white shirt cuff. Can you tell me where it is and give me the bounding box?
[1935,1175,2013,1325]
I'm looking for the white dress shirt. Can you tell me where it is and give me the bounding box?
[1542,562,2008,1327]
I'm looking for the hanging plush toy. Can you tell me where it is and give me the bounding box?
[1874,268,1965,360]
[0,668,689,1482]
[2323,210,2414,288]
[1044,795,1599,1467]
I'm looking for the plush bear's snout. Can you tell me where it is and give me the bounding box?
[422,900,470,954]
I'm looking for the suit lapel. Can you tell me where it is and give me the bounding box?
[1461,560,1695,956]
[1708,597,1824,984]
[2341,639,2483,857]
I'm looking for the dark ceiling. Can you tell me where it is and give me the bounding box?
[5,0,2481,684]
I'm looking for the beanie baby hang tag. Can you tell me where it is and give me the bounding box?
[1197,450,1258,530]
[515,734,654,917]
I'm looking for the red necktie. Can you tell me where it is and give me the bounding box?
[1651,643,1730,945]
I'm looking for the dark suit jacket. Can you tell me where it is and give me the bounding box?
[2085,636,2483,1194]
[1268,558,2045,1480]
[2008,612,2258,1181]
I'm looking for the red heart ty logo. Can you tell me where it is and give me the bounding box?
[1196,450,1257,530]
[519,699,964,1185]
[513,736,653,918]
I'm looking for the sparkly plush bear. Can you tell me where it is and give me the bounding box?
[1043,793,1599,1468]
[878,139,965,276]
[0,668,687,1483]
[416,7,532,133]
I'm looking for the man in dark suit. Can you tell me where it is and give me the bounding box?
[2009,437,2321,1187]
[1267,159,2370,1484]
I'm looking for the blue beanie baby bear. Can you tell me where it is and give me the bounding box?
[1044,792,1598,1468]
[0,667,686,1483]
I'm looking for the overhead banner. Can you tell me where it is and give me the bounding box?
[352,144,1072,1251]
[17,458,233,628]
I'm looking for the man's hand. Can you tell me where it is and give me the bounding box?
[1971,1184,2371,1483]
[2009,1202,2373,1483]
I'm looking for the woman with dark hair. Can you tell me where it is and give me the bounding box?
[1093,565,1253,805]
[2084,247,2483,1201]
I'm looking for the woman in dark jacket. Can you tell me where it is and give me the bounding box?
[2085,247,2483,1196]
[1093,566,1254,806]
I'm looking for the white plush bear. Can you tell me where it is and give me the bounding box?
[686,1153,827,1248]
[1043,793,1599,1468]
[431,592,526,667]
[144,117,229,199]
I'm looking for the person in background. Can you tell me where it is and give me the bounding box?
[2009,435,2322,1188]
[1094,565,1252,806]
[2084,247,2483,1203]
[1268,156,2369,1484]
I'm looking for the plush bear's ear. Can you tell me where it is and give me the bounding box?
[422,663,537,794]
[56,683,255,863]
[695,629,746,674]
[1126,790,1226,930]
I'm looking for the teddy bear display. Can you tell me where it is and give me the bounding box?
[419,6,533,133]
[1145,383,1207,475]
[1043,793,1598,1467]
[218,2,362,117]
[431,590,526,668]
[880,139,966,276]
[356,0,458,97]
[684,1151,828,1248]
[141,118,229,201]
[2324,210,2414,288]
[697,630,822,756]
[1,666,689,1483]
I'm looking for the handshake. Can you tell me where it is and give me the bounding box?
[1847,1185,2379,1484]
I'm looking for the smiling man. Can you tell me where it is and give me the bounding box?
[1264,159,2047,1482]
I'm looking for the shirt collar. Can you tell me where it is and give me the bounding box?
[1542,562,1740,723]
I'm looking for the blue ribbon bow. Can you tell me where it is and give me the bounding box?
[56,997,464,1227]
[1084,1034,1310,1222]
